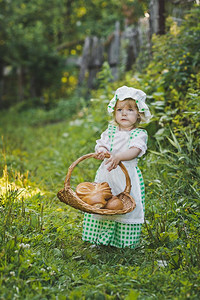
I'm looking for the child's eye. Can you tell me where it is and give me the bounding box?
[117,109,122,112]
[128,109,133,111]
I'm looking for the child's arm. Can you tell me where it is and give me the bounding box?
[105,147,141,172]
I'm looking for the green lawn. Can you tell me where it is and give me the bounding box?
[0,107,199,299]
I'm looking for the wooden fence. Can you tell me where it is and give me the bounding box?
[78,17,150,89]
[77,0,189,89]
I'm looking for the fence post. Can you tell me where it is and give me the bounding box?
[108,21,120,80]
[78,37,91,85]
[87,36,104,89]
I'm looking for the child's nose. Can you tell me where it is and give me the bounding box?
[122,109,127,115]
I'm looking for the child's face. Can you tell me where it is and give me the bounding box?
[115,99,139,130]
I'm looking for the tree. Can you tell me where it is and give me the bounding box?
[0,0,149,107]
[1,0,67,105]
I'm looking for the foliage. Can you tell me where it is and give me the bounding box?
[6,93,86,126]
[0,102,200,298]
[0,0,148,108]
[1,0,66,105]
[141,6,200,107]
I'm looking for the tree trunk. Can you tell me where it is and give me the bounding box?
[158,0,165,34]
[18,67,25,102]
[149,0,165,36]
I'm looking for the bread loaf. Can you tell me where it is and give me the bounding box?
[81,193,107,208]
[104,196,124,210]
[76,182,112,207]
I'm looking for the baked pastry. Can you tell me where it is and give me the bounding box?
[76,182,112,208]
[104,196,124,210]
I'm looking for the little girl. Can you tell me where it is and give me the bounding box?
[82,86,151,249]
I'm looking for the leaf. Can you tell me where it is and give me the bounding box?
[125,290,140,300]
[167,136,181,152]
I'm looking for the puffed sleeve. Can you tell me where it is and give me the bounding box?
[95,128,111,152]
[129,129,148,157]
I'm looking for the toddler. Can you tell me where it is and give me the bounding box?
[82,86,151,248]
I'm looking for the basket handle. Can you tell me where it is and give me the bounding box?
[64,153,131,194]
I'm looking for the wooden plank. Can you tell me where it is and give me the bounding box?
[78,37,91,85]
[108,21,120,80]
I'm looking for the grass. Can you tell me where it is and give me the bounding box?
[0,105,199,299]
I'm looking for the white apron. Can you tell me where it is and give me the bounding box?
[92,124,148,224]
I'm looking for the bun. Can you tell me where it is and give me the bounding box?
[76,182,112,207]
[99,182,113,199]
[75,182,94,197]
[104,196,124,210]
[82,193,107,208]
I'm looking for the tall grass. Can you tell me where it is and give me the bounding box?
[0,99,199,299]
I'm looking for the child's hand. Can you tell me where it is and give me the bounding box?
[105,147,141,171]
[105,154,121,172]
[96,147,109,160]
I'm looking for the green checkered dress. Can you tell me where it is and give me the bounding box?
[82,124,147,249]
[82,213,142,248]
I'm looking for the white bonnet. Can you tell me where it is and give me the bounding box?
[107,86,151,123]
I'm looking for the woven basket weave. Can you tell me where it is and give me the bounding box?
[57,153,136,215]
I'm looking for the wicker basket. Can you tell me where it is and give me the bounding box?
[57,153,136,215]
